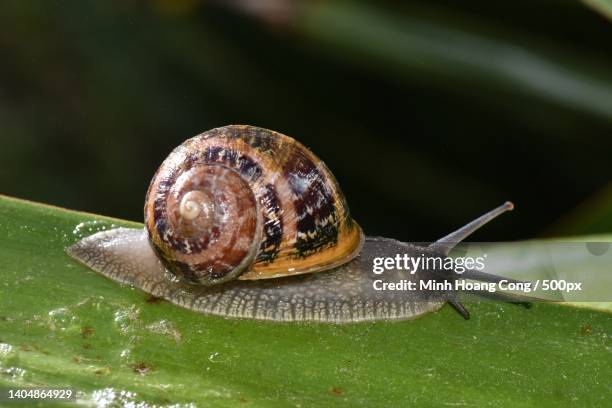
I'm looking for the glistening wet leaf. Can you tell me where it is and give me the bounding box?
[0,195,610,406]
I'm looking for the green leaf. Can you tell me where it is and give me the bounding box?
[0,195,610,406]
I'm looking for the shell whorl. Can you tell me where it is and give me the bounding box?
[145,125,363,285]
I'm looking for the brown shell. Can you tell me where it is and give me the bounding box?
[145,125,364,286]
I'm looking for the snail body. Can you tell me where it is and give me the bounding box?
[70,229,449,322]
[68,125,518,323]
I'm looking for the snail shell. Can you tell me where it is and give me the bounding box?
[67,125,519,323]
[145,125,363,286]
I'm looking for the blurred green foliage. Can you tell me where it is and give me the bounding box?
[0,0,611,241]
[584,0,612,20]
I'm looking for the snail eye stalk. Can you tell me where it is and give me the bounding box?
[431,201,514,256]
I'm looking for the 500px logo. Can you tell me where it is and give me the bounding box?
[372,254,487,275]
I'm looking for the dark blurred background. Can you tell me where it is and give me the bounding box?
[1,0,611,242]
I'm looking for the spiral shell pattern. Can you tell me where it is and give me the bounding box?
[145,125,363,285]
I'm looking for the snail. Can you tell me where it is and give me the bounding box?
[67,125,527,323]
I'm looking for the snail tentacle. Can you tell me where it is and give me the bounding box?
[432,201,514,255]
[447,297,470,320]
[460,268,525,285]
[463,290,533,308]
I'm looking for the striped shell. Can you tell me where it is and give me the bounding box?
[145,125,364,286]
